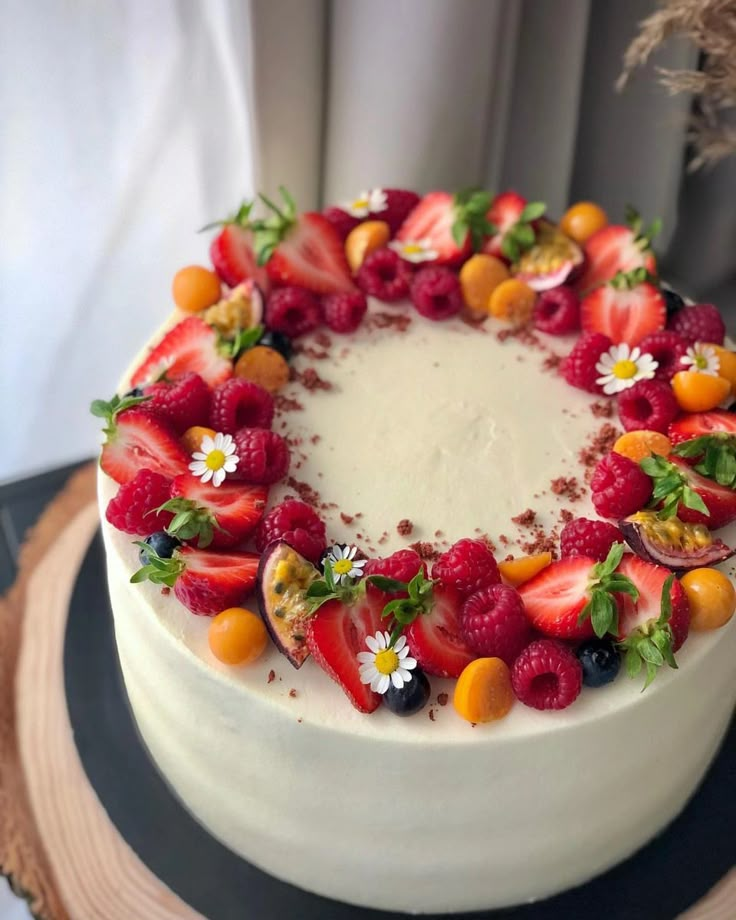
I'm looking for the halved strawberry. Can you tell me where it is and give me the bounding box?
[396,189,493,266]
[405,585,474,678]
[517,557,597,640]
[100,407,190,485]
[250,188,355,295]
[576,209,659,294]
[668,411,736,446]
[482,191,526,259]
[306,595,384,712]
[616,554,690,651]
[130,317,233,389]
[132,544,260,616]
[642,454,736,529]
[164,473,268,548]
[207,201,271,291]
[581,272,665,346]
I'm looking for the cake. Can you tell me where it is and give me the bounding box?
[96,186,736,914]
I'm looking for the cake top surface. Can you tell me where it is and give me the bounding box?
[97,185,736,733]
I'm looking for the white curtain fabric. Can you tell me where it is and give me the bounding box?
[0,0,731,490]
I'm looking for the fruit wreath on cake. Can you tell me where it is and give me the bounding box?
[94,185,736,723]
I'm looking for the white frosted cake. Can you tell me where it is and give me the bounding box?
[96,186,736,913]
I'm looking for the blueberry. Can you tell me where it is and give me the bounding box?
[124,387,145,398]
[140,531,180,565]
[259,330,293,361]
[576,639,621,688]
[383,668,431,716]
[661,286,685,316]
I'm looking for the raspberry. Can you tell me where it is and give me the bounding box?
[144,372,211,434]
[105,469,173,535]
[210,379,274,433]
[322,291,368,334]
[364,549,427,602]
[322,206,360,242]
[356,248,413,302]
[637,330,690,382]
[560,517,624,562]
[266,287,322,338]
[431,538,500,599]
[560,332,612,393]
[382,189,421,234]
[256,499,326,563]
[668,303,725,345]
[511,639,583,710]
[460,584,531,665]
[617,378,679,433]
[410,266,463,321]
[232,428,290,484]
[533,286,580,335]
[590,451,653,519]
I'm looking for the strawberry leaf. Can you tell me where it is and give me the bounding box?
[519,201,546,222]
[130,542,184,587]
[579,543,636,637]
[618,573,678,690]
[157,498,229,549]
[199,200,254,233]
[640,455,710,520]
[674,434,736,489]
[90,393,151,436]
[366,575,408,593]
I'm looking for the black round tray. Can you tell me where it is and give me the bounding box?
[65,532,736,920]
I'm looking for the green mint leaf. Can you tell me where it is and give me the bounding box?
[519,201,546,222]
[367,575,408,593]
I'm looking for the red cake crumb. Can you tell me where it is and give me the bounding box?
[519,527,559,558]
[397,518,413,536]
[378,532,389,545]
[498,534,510,546]
[289,688,297,698]
[315,331,332,349]
[590,400,614,419]
[428,709,436,722]
[274,394,304,413]
[410,541,440,561]
[559,509,575,523]
[542,353,563,372]
[578,423,620,469]
[340,512,354,525]
[437,693,449,707]
[161,587,170,596]
[310,434,321,444]
[296,367,333,391]
[369,312,412,332]
[434,529,444,538]
[511,509,536,527]
[285,477,322,507]
[503,553,515,562]
[550,476,583,502]
[267,670,276,684]
[295,344,330,360]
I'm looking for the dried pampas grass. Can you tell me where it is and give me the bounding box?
[617,0,736,169]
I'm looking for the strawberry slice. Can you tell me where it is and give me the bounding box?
[173,546,259,615]
[668,411,736,446]
[616,554,690,651]
[482,191,526,259]
[250,188,355,295]
[581,271,665,346]
[210,224,271,292]
[99,407,190,485]
[642,454,736,529]
[517,557,597,640]
[165,473,268,548]
[306,595,385,712]
[576,208,659,294]
[396,189,494,266]
[130,317,233,389]
[405,585,474,678]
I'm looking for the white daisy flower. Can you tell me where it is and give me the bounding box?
[326,544,366,584]
[595,343,659,395]
[357,631,417,695]
[387,238,438,264]
[680,343,720,376]
[341,188,388,218]
[188,432,239,487]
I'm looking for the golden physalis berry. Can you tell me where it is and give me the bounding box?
[488,278,536,324]
[680,568,736,631]
[498,552,552,588]
[172,265,222,314]
[458,254,510,315]
[453,657,514,724]
[671,371,731,413]
[345,220,391,273]
[613,430,672,463]
[235,345,290,393]
[710,344,736,394]
[181,425,217,454]
[559,201,608,244]
[208,607,268,665]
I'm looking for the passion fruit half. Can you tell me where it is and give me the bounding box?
[512,220,584,291]
[620,510,735,572]
[256,540,319,668]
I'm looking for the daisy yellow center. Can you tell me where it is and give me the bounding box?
[403,243,424,255]
[694,354,708,369]
[205,449,226,471]
[374,648,399,675]
[612,359,638,380]
[333,559,353,575]
[353,197,368,209]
